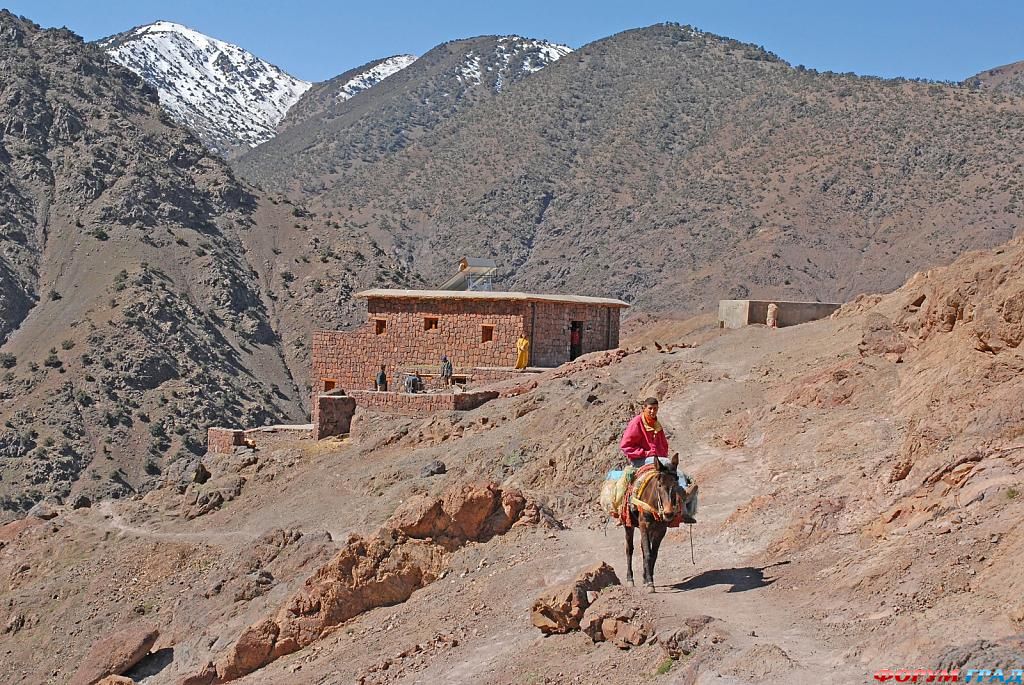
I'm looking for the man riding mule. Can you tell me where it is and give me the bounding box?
[619,397,698,524]
[600,397,698,591]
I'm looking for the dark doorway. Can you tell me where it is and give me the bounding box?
[569,321,583,360]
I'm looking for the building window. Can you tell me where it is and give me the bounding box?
[424,317,439,331]
[481,325,494,343]
[323,379,337,392]
[374,319,386,335]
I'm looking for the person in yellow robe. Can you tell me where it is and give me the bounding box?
[514,335,530,369]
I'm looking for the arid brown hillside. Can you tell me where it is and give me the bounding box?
[234,35,570,192]
[237,24,1024,313]
[2,236,1022,683]
[0,12,312,519]
[964,60,1024,95]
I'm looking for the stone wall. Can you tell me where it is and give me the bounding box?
[313,298,529,392]
[528,302,620,367]
[345,390,500,416]
[312,296,622,397]
[315,395,356,439]
[243,425,314,450]
[718,300,843,329]
[207,427,245,454]
[209,425,313,453]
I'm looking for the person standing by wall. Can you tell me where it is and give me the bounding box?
[514,335,530,370]
[375,364,388,392]
[440,355,453,388]
[766,302,779,329]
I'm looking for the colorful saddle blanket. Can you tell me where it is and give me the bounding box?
[600,463,698,528]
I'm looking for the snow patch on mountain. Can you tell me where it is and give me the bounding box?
[336,55,417,100]
[98,21,311,155]
[459,36,572,92]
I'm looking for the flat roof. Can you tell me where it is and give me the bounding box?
[356,288,630,308]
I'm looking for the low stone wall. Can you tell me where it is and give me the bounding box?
[718,299,842,329]
[244,425,314,450]
[207,427,246,454]
[209,425,313,453]
[346,389,499,416]
[315,395,356,439]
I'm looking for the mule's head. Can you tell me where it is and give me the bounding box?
[651,454,683,521]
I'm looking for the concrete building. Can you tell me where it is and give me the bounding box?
[718,299,842,329]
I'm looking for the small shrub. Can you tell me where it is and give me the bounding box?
[0,352,15,368]
[61,339,75,350]
[48,289,62,301]
[43,353,62,369]
[1008,487,1020,500]
[90,228,109,241]
[655,658,674,675]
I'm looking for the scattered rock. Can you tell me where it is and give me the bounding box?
[27,501,59,520]
[530,561,620,635]
[657,616,719,660]
[419,460,446,477]
[69,622,159,685]
[96,676,135,685]
[71,495,92,509]
[193,462,211,484]
[178,660,217,685]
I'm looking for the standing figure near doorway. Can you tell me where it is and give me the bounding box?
[569,322,583,360]
[515,335,530,370]
[766,302,779,329]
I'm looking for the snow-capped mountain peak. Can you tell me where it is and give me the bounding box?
[98,21,311,156]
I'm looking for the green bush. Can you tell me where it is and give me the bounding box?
[0,352,15,368]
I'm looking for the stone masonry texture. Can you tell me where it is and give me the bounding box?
[312,296,622,394]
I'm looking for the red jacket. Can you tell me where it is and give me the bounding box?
[620,414,669,461]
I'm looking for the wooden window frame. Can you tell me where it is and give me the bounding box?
[424,317,439,332]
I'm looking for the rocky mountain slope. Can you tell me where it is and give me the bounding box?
[97,21,311,157]
[2,235,1021,683]
[0,12,316,518]
[237,24,1024,315]
[275,54,417,135]
[234,34,572,190]
[964,60,1024,95]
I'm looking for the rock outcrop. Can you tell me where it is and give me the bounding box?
[208,481,530,682]
[69,622,158,685]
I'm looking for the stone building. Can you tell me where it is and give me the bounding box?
[312,288,629,395]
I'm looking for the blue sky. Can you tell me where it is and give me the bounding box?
[5,1,1024,83]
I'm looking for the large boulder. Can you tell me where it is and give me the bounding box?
[69,622,158,685]
[530,562,620,635]
[386,482,527,544]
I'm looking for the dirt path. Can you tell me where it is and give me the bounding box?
[60,501,257,545]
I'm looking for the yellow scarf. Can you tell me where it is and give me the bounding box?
[641,416,662,435]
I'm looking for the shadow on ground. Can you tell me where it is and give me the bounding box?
[669,561,790,593]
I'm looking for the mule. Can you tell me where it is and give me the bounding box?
[624,455,688,592]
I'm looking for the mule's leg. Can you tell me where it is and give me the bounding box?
[648,524,667,589]
[624,525,635,586]
[640,524,654,590]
